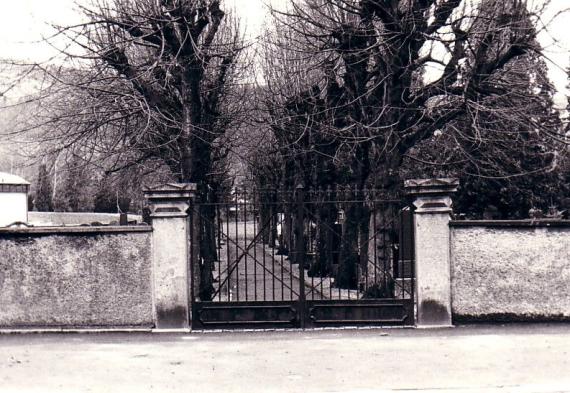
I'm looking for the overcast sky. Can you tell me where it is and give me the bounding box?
[0,0,569,105]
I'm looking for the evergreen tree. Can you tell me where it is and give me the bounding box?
[35,163,54,212]
[59,158,93,212]
[93,176,131,213]
[404,0,565,218]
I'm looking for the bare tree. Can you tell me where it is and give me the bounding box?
[2,0,253,300]
[259,0,567,290]
[21,1,249,183]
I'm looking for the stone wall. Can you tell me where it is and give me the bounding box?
[0,226,153,328]
[450,221,570,322]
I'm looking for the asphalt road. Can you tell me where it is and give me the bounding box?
[0,324,569,393]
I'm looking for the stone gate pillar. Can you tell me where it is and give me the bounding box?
[144,183,196,331]
[405,178,459,328]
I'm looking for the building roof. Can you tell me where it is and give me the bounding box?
[0,172,30,186]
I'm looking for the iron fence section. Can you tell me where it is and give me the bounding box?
[191,187,415,328]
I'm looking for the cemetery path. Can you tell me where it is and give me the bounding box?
[212,221,326,302]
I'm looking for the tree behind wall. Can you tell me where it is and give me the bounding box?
[93,176,131,214]
[6,0,250,301]
[402,0,566,218]
[21,0,248,186]
[35,163,54,212]
[261,0,567,288]
[57,158,94,212]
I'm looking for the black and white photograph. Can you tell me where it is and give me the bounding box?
[0,0,569,392]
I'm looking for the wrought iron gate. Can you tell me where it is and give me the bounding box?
[190,187,415,329]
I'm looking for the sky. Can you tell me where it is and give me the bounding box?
[0,0,569,105]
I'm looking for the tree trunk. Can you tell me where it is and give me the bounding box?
[358,206,371,288]
[280,201,292,256]
[364,203,396,298]
[336,202,361,289]
[259,196,271,244]
[310,192,337,277]
[180,103,217,301]
[197,190,216,301]
[363,163,402,298]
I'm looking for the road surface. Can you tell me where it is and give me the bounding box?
[0,324,569,392]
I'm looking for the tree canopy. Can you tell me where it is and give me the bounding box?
[8,0,250,188]
[1,0,568,217]
[250,0,568,215]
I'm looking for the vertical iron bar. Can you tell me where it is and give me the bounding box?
[311,193,315,301]
[270,198,279,301]
[410,203,416,309]
[188,195,196,326]
[336,188,340,300]
[235,191,240,301]
[352,189,356,301]
[253,191,258,301]
[287,191,292,300]
[365,196,370,297]
[295,185,306,328]
[399,205,403,300]
[268,200,277,301]
[280,197,284,301]
[217,203,222,301]
[329,188,333,300]
[382,202,387,296]
[288,196,293,301]
[262,195,267,301]
[345,187,350,300]
[268,191,279,301]
[373,200,378,298]
[319,191,324,300]
[243,191,246,301]
[226,202,231,300]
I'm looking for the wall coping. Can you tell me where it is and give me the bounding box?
[0,225,153,235]
[450,220,570,228]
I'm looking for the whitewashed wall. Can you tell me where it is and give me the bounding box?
[0,192,27,227]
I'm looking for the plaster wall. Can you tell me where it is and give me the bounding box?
[0,193,27,227]
[0,227,153,328]
[450,222,570,321]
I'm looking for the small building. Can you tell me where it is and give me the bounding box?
[0,172,30,227]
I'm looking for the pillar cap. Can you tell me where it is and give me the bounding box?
[404,178,459,197]
[143,183,197,200]
[144,183,196,218]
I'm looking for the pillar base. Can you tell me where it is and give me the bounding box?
[415,324,454,329]
[151,328,192,334]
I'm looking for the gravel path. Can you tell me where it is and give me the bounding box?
[211,221,327,302]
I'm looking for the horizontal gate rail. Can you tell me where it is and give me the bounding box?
[305,300,414,327]
[193,301,300,329]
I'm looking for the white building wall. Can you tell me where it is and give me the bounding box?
[0,192,28,227]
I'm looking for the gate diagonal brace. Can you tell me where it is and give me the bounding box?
[198,212,300,299]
